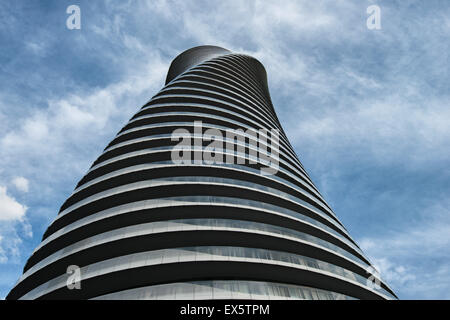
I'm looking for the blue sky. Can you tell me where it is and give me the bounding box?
[0,0,449,299]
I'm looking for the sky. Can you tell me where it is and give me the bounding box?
[0,0,449,300]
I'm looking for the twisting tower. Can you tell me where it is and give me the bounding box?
[7,46,396,300]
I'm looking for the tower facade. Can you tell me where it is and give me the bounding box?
[7,46,396,300]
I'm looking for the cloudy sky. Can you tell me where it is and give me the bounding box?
[0,0,449,299]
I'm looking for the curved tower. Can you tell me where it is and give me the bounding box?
[7,46,396,300]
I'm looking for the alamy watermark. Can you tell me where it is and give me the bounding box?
[66,265,81,290]
[66,5,81,30]
[171,121,279,175]
[367,5,381,30]
[64,5,380,31]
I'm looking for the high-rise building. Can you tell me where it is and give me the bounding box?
[7,46,397,300]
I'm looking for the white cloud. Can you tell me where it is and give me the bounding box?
[0,235,6,264]
[359,201,450,299]
[0,185,30,265]
[289,94,450,168]
[0,50,168,203]
[25,41,46,56]
[0,227,24,265]
[11,177,29,193]
[0,186,27,221]
[20,218,33,239]
[369,256,416,288]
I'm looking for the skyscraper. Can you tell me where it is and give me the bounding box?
[7,46,397,300]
